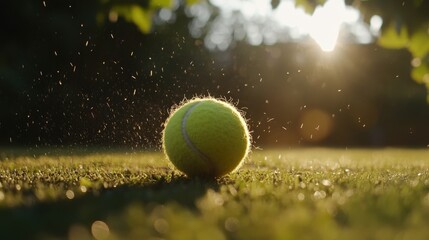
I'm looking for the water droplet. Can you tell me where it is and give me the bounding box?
[322,179,331,186]
[314,190,326,199]
[80,186,87,193]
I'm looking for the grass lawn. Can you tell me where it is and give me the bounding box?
[1,148,429,240]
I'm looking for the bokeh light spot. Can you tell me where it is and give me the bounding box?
[66,190,75,199]
[91,220,110,240]
[153,218,170,234]
[299,109,333,142]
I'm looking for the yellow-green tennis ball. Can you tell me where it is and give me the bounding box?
[162,98,250,178]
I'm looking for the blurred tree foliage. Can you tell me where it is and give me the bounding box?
[97,0,173,33]
[294,0,429,102]
[97,0,199,33]
[96,0,429,101]
[1,0,428,147]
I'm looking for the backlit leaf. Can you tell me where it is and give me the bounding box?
[410,62,429,84]
[130,5,152,33]
[378,23,409,49]
[408,28,429,58]
[112,5,152,33]
[150,0,174,9]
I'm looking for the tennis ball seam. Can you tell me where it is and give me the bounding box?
[181,101,213,169]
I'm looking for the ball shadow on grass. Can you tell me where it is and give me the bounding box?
[0,175,221,239]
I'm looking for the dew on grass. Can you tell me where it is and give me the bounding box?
[322,179,331,186]
[313,190,327,200]
[80,186,87,193]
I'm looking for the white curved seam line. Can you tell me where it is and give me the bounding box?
[181,102,211,164]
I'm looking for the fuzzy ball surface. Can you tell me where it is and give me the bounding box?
[162,98,250,178]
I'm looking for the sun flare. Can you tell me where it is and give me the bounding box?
[188,0,373,52]
[309,0,349,52]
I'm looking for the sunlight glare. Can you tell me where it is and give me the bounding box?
[309,0,347,52]
[186,0,373,51]
[370,15,383,35]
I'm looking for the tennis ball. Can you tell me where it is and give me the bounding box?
[162,98,250,178]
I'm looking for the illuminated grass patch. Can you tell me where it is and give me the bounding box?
[0,149,428,239]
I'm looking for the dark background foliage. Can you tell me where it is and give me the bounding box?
[0,0,428,148]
